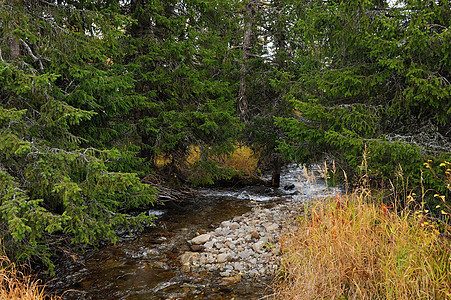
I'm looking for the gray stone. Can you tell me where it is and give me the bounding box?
[217,253,229,263]
[260,236,269,243]
[204,241,214,250]
[229,222,240,230]
[238,249,253,260]
[199,254,208,264]
[221,220,232,227]
[234,262,245,272]
[226,242,236,250]
[253,240,266,252]
[207,254,216,264]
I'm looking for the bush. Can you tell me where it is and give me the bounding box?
[183,145,259,186]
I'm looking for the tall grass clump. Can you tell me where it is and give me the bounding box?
[275,191,451,299]
[0,250,56,300]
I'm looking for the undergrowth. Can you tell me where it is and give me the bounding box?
[275,190,451,299]
[156,144,259,185]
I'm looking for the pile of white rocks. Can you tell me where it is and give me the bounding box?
[179,202,302,281]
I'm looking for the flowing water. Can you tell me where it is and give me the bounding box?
[46,164,337,299]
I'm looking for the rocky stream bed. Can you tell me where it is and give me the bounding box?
[180,202,302,285]
[47,164,337,299]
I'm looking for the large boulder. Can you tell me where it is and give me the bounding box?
[191,233,211,245]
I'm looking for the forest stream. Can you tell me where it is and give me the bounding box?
[46,165,338,299]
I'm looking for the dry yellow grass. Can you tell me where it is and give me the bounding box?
[185,144,259,177]
[221,145,259,177]
[275,191,451,299]
[0,253,57,300]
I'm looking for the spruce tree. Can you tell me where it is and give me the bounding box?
[0,0,156,269]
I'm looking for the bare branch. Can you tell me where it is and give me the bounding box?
[20,39,52,70]
[20,39,45,70]
[20,39,38,61]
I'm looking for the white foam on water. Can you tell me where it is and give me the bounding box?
[202,163,340,202]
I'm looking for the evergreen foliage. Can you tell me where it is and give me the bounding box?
[0,0,450,269]
[0,0,156,270]
[127,0,241,169]
[274,0,450,192]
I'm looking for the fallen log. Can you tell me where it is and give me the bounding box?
[142,174,197,203]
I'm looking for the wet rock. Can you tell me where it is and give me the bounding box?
[179,252,200,265]
[181,263,190,272]
[219,274,242,286]
[181,201,304,282]
[191,233,211,245]
[284,184,295,190]
[190,244,205,252]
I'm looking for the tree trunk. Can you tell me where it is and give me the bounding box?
[271,157,281,188]
[238,2,255,122]
[10,0,21,59]
[10,37,20,58]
